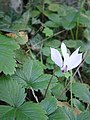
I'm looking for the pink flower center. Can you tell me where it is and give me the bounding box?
[61,65,68,73]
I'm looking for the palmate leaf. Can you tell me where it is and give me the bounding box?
[16,102,48,120]
[0,77,47,120]
[40,96,57,115]
[13,58,57,90]
[0,103,48,120]
[0,34,19,75]
[52,83,67,101]
[0,76,26,107]
[0,106,15,120]
[49,107,76,120]
[77,111,90,120]
[72,82,90,103]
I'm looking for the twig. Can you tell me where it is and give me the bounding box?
[77,70,83,83]
[33,30,65,47]
[31,87,39,103]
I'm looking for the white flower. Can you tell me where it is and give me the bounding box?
[51,43,82,73]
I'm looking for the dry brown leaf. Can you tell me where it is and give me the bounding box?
[57,101,81,115]
[6,31,28,45]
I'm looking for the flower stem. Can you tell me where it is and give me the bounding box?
[44,73,54,98]
[70,30,74,40]
[70,71,73,109]
[44,68,57,98]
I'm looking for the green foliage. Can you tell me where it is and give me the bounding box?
[48,3,60,12]
[61,7,78,30]
[77,111,90,120]
[72,98,85,111]
[0,34,19,75]
[13,58,57,90]
[0,76,26,107]
[43,27,53,37]
[0,106,16,120]
[0,102,48,120]
[72,83,90,103]
[11,10,30,31]
[16,102,48,120]
[0,76,47,120]
[40,96,57,115]
[52,83,67,100]
[49,107,76,120]
[0,0,90,119]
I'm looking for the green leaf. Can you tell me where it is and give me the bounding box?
[58,5,66,17]
[42,39,61,57]
[45,21,59,28]
[11,10,30,31]
[0,76,26,107]
[42,47,50,57]
[77,111,90,120]
[75,40,86,52]
[0,34,19,75]
[72,82,90,103]
[16,102,48,120]
[64,40,86,52]
[49,107,76,120]
[64,40,76,48]
[0,105,15,120]
[40,96,57,115]
[85,53,90,64]
[31,34,43,50]
[15,48,28,64]
[79,14,90,28]
[84,28,90,41]
[54,68,63,77]
[46,57,54,70]
[13,58,57,90]
[72,98,85,111]
[0,102,48,120]
[61,8,78,30]
[45,39,61,48]
[48,4,60,12]
[64,72,71,79]
[31,10,40,17]
[44,13,61,25]
[62,18,76,30]
[31,74,57,90]
[43,27,53,37]
[52,83,67,101]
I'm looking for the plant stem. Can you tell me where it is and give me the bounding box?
[44,69,56,98]
[44,74,54,98]
[76,24,78,40]
[76,0,86,40]
[70,30,74,40]
[70,71,73,109]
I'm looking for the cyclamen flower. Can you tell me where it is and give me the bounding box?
[51,43,82,73]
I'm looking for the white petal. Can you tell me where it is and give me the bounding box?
[61,43,70,67]
[63,53,69,67]
[61,42,68,58]
[67,48,82,70]
[50,48,63,67]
